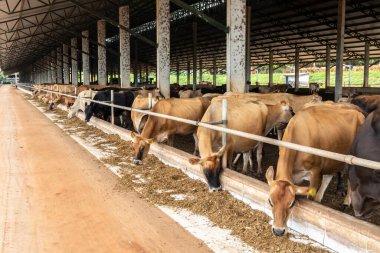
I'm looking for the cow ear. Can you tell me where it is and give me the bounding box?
[266,166,275,186]
[189,158,201,165]
[130,132,138,143]
[214,145,227,157]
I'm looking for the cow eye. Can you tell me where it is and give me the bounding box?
[289,200,296,208]
[268,198,273,207]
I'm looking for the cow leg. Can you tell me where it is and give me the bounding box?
[167,135,174,146]
[119,115,124,127]
[193,133,199,156]
[343,180,352,206]
[232,153,241,168]
[256,142,264,175]
[242,151,251,174]
[248,151,254,172]
[336,171,346,197]
[315,175,333,202]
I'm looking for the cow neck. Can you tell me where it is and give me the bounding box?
[140,116,155,139]
[264,104,282,135]
[275,137,297,183]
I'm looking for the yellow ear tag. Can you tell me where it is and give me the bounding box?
[308,188,317,198]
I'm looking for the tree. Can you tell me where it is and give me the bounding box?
[0,68,8,83]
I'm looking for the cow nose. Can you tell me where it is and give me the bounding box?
[133,159,143,165]
[208,185,222,192]
[272,227,286,236]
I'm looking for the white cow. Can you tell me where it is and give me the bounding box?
[68,90,97,119]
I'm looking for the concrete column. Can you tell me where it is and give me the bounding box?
[187,61,191,85]
[364,41,370,87]
[51,50,56,83]
[57,47,62,83]
[97,20,107,85]
[63,44,69,84]
[335,0,346,101]
[82,30,90,85]
[192,21,197,90]
[199,58,203,83]
[269,50,274,85]
[71,37,78,86]
[176,61,180,84]
[325,46,331,87]
[119,6,131,87]
[245,5,251,84]
[156,0,170,98]
[213,55,217,86]
[295,47,300,89]
[226,0,246,93]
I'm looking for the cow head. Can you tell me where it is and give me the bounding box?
[84,102,93,122]
[130,132,154,165]
[266,166,315,236]
[188,145,226,192]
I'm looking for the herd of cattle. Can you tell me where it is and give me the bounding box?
[32,83,380,237]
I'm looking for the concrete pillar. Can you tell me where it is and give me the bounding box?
[192,21,197,90]
[71,37,78,86]
[269,50,274,85]
[335,0,346,101]
[325,46,331,87]
[176,61,180,84]
[82,30,90,85]
[156,0,170,98]
[213,55,217,86]
[63,44,69,84]
[57,47,62,83]
[295,47,300,89]
[119,6,131,88]
[199,58,203,83]
[51,50,56,83]
[245,5,251,85]
[226,0,246,93]
[97,20,107,85]
[364,41,370,87]
[187,61,191,85]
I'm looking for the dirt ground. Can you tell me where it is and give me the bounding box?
[0,85,211,253]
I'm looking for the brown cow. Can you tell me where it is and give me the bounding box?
[130,97,211,164]
[131,95,161,133]
[266,103,365,236]
[189,97,294,191]
[351,95,380,114]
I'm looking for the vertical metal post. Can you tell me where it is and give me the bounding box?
[64,86,67,94]
[176,61,180,84]
[74,87,77,96]
[148,93,152,109]
[295,47,300,90]
[82,30,90,85]
[192,21,197,90]
[134,42,138,85]
[335,0,346,101]
[226,0,246,93]
[199,58,203,83]
[325,46,331,87]
[364,41,370,87]
[246,5,251,85]
[145,65,149,83]
[120,5,131,88]
[51,50,57,83]
[63,44,69,84]
[71,37,78,86]
[111,90,114,125]
[187,61,191,85]
[222,98,228,146]
[97,20,107,85]
[269,50,273,85]
[213,55,217,86]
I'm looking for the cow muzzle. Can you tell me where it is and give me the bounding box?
[272,227,287,237]
[132,158,143,165]
[208,185,222,192]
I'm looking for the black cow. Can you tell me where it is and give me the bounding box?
[348,107,380,218]
[351,95,380,114]
[84,90,135,128]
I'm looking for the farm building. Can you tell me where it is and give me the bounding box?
[0,0,380,252]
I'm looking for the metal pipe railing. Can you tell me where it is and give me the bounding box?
[20,83,380,171]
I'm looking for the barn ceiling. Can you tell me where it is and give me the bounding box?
[0,0,380,73]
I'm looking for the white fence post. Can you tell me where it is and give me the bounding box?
[222,98,228,146]
[111,89,114,125]
[148,93,152,109]
[74,87,77,96]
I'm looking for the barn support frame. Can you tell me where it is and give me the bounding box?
[97,19,107,85]
[245,5,251,88]
[269,50,273,85]
[119,5,131,88]
[295,47,300,90]
[63,44,70,84]
[176,61,180,84]
[71,37,78,86]
[192,21,197,90]
[156,0,171,98]
[187,60,191,85]
[199,58,203,83]
[364,41,370,88]
[51,50,57,83]
[226,0,246,93]
[82,30,90,85]
[213,55,217,86]
[335,0,346,102]
[134,43,138,85]
[325,46,331,87]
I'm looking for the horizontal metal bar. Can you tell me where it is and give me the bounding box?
[21,83,380,171]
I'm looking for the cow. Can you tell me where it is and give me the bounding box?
[131,95,161,133]
[68,90,98,119]
[188,97,294,191]
[130,97,211,165]
[265,103,365,236]
[347,107,380,219]
[84,90,135,128]
[351,95,380,114]
[179,89,203,98]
